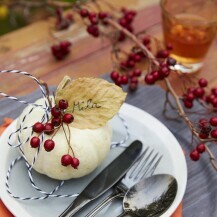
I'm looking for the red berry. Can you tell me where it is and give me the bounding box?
[71,157,80,169]
[44,139,55,152]
[89,16,98,25]
[51,45,64,60]
[128,53,136,60]
[131,77,138,84]
[118,32,126,41]
[145,74,155,85]
[51,44,61,55]
[60,41,71,50]
[125,13,134,22]
[51,118,61,127]
[159,66,170,78]
[190,150,200,161]
[198,119,211,135]
[51,106,61,118]
[125,25,133,32]
[142,36,150,46]
[66,13,73,21]
[63,113,74,124]
[166,43,173,50]
[56,8,62,18]
[187,87,195,93]
[115,77,122,86]
[210,117,217,126]
[160,62,168,68]
[211,129,217,138]
[88,12,96,19]
[119,18,127,27]
[59,99,68,110]
[30,137,40,148]
[126,60,135,68]
[128,10,137,16]
[133,54,142,62]
[133,69,142,77]
[120,61,127,69]
[128,71,134,79]
[186,93,195,101]
[33,122,44,133]
[199,118,210,131]
[61,154,73,166]
[206,94,215,104]
[196,144,206,153]
[98,12,108,19]
[151,71,160,81]
[183,100,193,109]
[157,50,169,58]
[199,132,209,139]
[137,51,145,58]
[120,75,128,85]
[60,41,71,55]
[87,25,99,37]
[199,118,208,127]
[80,9,89,17]
[193,87,205,98]
[211,88,217,96]
[198,78,208,87]
[110,71,119,81]
[128,82,138,91]
[44,123,54,135]
[211,98,217,107]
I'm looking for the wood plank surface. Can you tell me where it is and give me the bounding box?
[0,0,217,98]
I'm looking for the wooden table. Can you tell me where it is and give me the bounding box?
[0,0,217,97]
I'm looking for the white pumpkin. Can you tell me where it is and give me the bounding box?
[17,98,112,180]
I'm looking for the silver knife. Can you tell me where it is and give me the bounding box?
[59,140,143,217]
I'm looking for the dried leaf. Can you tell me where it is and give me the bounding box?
[55,77,127,129]
[56,76,71,93]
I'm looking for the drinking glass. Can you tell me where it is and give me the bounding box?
[160,0,217,73]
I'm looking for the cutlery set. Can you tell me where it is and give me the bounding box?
[59,140,176,217]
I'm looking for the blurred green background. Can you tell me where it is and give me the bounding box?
[0,0,77,36]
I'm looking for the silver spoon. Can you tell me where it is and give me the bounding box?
[117,174,177,217]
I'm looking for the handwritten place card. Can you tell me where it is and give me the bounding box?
[55,77,127,129]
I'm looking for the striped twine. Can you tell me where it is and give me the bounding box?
[1,69,130,201]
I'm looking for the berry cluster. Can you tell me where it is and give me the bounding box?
[144,50,176,85]
[205,87,217,108]
[55,8,73,30]
[110,68,141,91]
[118,8,137,41]
[190,143,206,161]
[109,34,177,91]
[196,117,217,140]
[30,99,79,169]
[183,78,208,109]
[109,36,152,91]
[79,7,136,39]
[51,41,71,60]
[79,8,108,37]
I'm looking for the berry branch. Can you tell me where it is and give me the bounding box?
[103,17,216,166]
[31,99,79,169]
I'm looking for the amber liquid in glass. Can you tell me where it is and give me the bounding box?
[163,14,216,64]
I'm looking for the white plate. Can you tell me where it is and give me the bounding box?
[0,103,187,217]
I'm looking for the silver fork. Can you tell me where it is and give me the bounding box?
[85,146,163,217]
